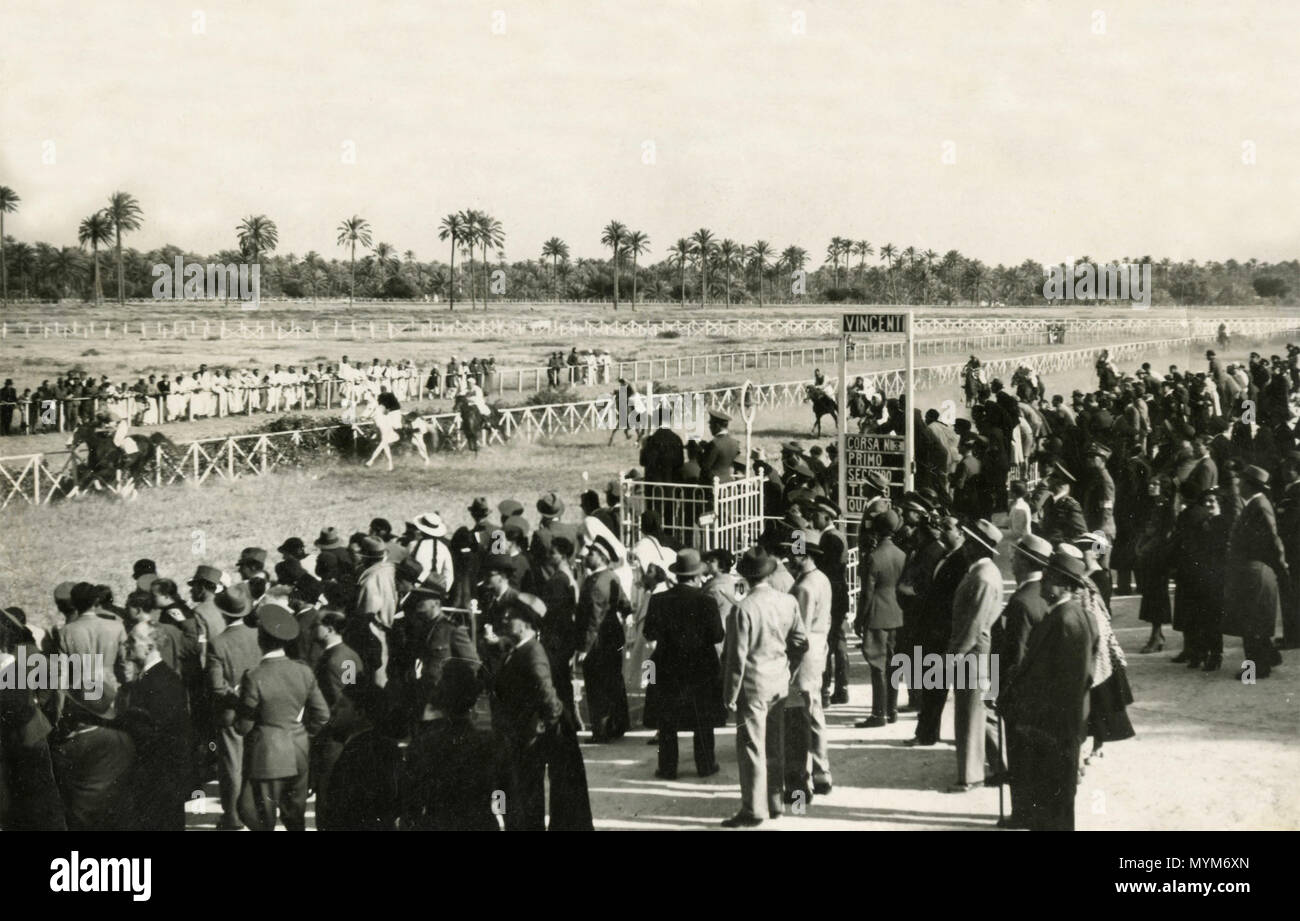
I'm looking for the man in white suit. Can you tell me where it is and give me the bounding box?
[948,519,1005,792]
[721,549,808,828]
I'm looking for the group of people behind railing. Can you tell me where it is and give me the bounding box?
[0,354,505,436]
[545,348,616,388]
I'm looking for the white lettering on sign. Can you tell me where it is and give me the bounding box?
[842,313,909,334]
[844,432,906,513]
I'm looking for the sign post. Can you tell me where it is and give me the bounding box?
[839,311,914,519]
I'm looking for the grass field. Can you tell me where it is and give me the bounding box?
[5,332,1287,631]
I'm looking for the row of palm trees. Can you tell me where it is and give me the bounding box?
[437,210,504,311]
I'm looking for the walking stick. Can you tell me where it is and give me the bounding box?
[996,712,1005,823]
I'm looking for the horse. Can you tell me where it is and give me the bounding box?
[453,394,504,452]
[805,385,838,437]
[66,421,175,499]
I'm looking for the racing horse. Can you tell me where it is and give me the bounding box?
[453,393,505,453]
[66,418,176,498]
[806,384,875,437]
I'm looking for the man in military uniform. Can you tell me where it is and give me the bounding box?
[1080,443,1116,566]
[1040,463,1087,544]
[234,605,330,831]
[698,410,740,484]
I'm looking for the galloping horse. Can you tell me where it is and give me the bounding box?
[805,385,838,437]
[453,394,504,452]
[66,419,176,498]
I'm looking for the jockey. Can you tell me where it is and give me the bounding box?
[113,416,139,456]
[460,377,490,416]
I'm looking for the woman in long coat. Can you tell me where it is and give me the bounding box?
[1170,485,1228,670]
[1134,476,1175,652]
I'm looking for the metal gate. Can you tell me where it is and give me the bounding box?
[619,474,764,553]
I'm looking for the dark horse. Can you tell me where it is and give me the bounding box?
[453,394,504,453]
[806,385,873,436]
[66,420,176,498]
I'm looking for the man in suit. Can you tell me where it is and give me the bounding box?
[910,517,968,746]
[644,549,725,780]
[59,582,128,715]
[593,481,623,536]
[539,537,580,721]
[402,658,510,831]
[234,605,330,831]
[785,534,832,795]
[493,595,594,831]
[992,534,1052,827]
[999,550,1095,831]
[641,420,685,484]
[721,549,808,827]
[854,511,905,728]
[118,620,193,830]
[699,410,740,484]
[186,565,226,656]
[530,492,579,575]
[810,497,851,707]
[1222,466,1289,679]
[206,584,260,830]
[948,519,1005,792]
[309,609,364,824]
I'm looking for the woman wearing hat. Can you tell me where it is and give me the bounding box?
[576,534,633,743]
[1134,476,1175,653]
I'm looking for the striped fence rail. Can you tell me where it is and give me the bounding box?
[3,326,1297,512]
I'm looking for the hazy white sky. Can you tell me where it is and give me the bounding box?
[3,0,1297,266]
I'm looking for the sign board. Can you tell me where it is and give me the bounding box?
[844,432,906,514]
[842,313,910,334]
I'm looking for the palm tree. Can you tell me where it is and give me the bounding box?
[878,243,897,303]
[669,238,692,306]
[105,191,143,305]
[690,228,716,307]
[77,211,113,306]
[717,239,740,306]
[236,215,278,302]
[541,237,569,302]
[336,215,372,307]
[302,251,324,306]
[781,245,808,301]
[601,220,627,309]
[458,209,484,309]
[437,212,466,310]
[49,247,86,301]
[477,214,504,308]
[625,230,650,309]
[851,240,873,286]
[0,186,18,306]
[371,242,398,288]
[747,240,773,306]
[825,239,841,289]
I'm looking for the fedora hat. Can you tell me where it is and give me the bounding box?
[188,564,224,587]
[1241,465,1270,488]
[215,583,252,619]
[257,604,300,642]
[786,457,815,479]
[736,548,777,581]
[962,519,1003,553]
[238,547,268,568]
[314,527,345,549]
[1045,549,1089,587]
[357,536,387,558]
[413,512,448,538]
[865,470,892,495]
[54,581,76,604]
[132,559,157,579]
[872,510,901,535]
[277,537,307,558]
[1013,534,1053,567]
[813,496,842,518]
[669,548,706,577]
[537,492,565,517]
[782,530,825,559]
[480,554,516,578]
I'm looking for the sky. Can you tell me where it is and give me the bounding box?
[2,0,1298,267]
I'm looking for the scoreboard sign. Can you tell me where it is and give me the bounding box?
[842,313,910,334]
[844,432,906,514]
